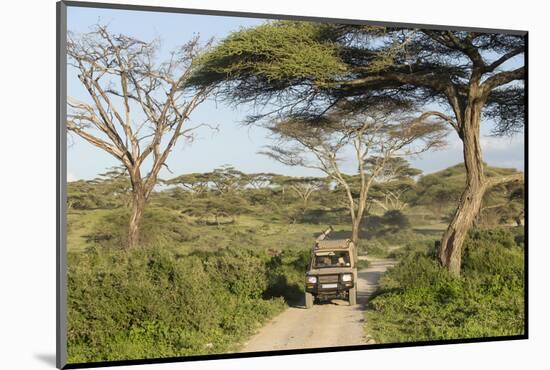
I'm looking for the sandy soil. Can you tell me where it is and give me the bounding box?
[241,256,397,352]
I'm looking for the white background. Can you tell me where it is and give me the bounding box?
[0,0,546,369]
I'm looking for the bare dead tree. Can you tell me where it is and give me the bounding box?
[261,106,448,245]
[67,26,213,248]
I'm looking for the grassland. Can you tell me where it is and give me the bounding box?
[68,209,353,253]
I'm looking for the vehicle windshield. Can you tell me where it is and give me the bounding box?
[313,251,350,268]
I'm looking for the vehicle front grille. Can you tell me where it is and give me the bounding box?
[318,274,339,283]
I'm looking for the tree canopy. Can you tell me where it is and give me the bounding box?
[192,22,524,135]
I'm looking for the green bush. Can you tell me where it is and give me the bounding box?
[356,259,371,270]
[198,248,269,299]
[360,230,435,257]
[365,227,525,343]
[388,238,438,259]
[84,208,198,249]
[67,245,308,363]
[264,249,310,303]
[360,239,387,256]
[363,210,411,239]
[299,207,349,225]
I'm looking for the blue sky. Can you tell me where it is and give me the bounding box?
[66,6,524,181]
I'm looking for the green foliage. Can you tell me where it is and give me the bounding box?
[85,208,197,249]
[365,227,525,343]
[192,21,345,88]
[300,207,349,225]
[356,259,371,270]
[381,210,410,230]
[68,167,132,210]
[413,167,464,216]
[67,246,307,363]
[264,249,310,302]
[388,238,438,260]
[359,239,387,256]
[199,248,269,298]
[193,22,524,135]
[363,210,411,240]
[413,164,524,225]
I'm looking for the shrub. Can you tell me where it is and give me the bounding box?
[356,259,370,270]
[365,227,525,343]
[84,208,198,249]
[264,249,310,303]
[299,207,349,225]
[67,246,308,363]
[381,210,411,230]
[360,239,387,256]
[388,238,438,260]
[363,210,410,238]
[198,248,269,299]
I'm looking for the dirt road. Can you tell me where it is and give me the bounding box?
[241,256,397,352]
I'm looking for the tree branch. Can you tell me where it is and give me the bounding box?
[485,47,525,72]
[481,66,525,96]
[485,173,524,189]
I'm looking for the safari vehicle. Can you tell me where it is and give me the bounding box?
[304,227,358,308]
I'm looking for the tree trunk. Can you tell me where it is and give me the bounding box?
[351,221,360,246]
[438,104,486,274]
[351,202,366,246]
[128,188,146,249]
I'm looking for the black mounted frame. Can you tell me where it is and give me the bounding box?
[56,1,529,368]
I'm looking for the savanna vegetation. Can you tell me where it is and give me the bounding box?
[365,227,525,342]
[66,21,525,363]
[67,161,524,360]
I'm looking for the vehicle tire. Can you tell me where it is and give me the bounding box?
[349,285,357,306]
[305,292,314,309]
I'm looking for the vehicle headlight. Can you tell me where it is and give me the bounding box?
[307,276,317,284]
[341,273,353,282]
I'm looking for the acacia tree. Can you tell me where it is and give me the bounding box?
[67,26,213,248]
[370,158,421,212]
[164,173,212,195]
[260,107,446,244]
[278,176,327,212]
[92,166,133,208]
[209,165,247,194]
[191,22,525,273]
[245,172,277,189]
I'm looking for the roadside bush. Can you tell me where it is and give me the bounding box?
[198,248,269,299]
[264,249,310,303]
[67,245,309,363]
[365,227,525,343]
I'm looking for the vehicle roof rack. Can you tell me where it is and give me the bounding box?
[314,238,353,250]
